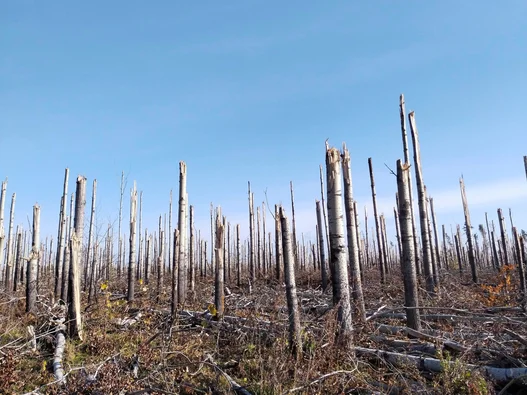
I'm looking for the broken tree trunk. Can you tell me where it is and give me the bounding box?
[279,206,302,358]
[396,160,421,331]
[26,204,40,313]
[215,208,225,319]
[497,208,510,267]
[341,144,366,321]
[459,177,478,283]
[368,158,385,284]
[326,143,353,348]
[408,111,435,295]
[177,161,188,306]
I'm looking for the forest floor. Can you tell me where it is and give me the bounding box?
[1,265,526,395]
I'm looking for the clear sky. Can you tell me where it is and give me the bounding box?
[2,1,526,250]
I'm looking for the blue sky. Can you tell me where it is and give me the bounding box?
[2,1,526,250]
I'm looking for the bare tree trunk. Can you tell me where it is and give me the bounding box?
[215,208,225,318]
[84,180,96,291]
[0,179,6,284]
[408,111,435,294]
[262,203,267,276]
[512,227,526,302]
[189,205,195,292]
[425,190,438,285]
[394,205,402,258]
[137,191,143,281]
[13,229,22,292]
[290,181,298,266]
[168,190,172,281]
[26,205,40,313]
[145,234,151,284]
[177,162,188,305]
[118,171,125,279]
[459,177,478,283]
[341,144,365,321]
[171,229,180,316]
[61,193,74,303]
[257,207,261,274]
[279,206,302,358]
[127,182,137,302]
[396,160,421,330]
[68,176,86,340]
[364,207,370,269]
[316,200,328,291]
[454,233,463,274]
[274,204,282,280]
[497,209,510,267]
[157,231,164,302]
[319,165,332,278]
[368,158,385,284]
[429,197,441,271]
[210,203,214,279]
[326,144,353,348]
[399,94,420,276]
[236,225,241,286]
[524,156,527,180]
[354,201,363,274]
[248,183,255,282]
[5,193,16,291]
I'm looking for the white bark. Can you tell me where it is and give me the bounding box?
[26,204,40,313]
[0,179,7,285]
[214,208,225,318]
[5,193,16,291]
[127,182,137,302]
[177,161,188,305]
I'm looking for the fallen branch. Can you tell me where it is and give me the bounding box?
[284,369,357,393]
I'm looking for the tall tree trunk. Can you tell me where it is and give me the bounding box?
[248,183,255,282]
[5,193,16,292]
[177,162,188,306]
[512,227,526,302]
[61,193,74,303]
[279,206,302,358]
[214,208,225,319]
[316,200,328,291]
[13,229,22,292]
[326,144,353,348]
[0,179,6,284]
[26,205,40,313]
[127,182,138,302]
[400,95,420,276]
[157,230,164,302]
[290,181,298,266]
[68,176,86,340]
[236,225,241,286]
[118,171,125,278]
[54,170,68,298]
[368,158,385,284]
[396,160,421,330]
[275,204,282,280]
[171,229,180,316]
[408,111,435,295]
[459,177,478,283]
[319,165,332,278]
[341,144,365,321]
[84,180,96,291]
[137,191,143,281]
[497,209,509,267]
[189,205,195,292]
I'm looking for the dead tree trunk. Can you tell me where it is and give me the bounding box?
[316,200,328,291]
[319,165,332,279]
[84,179,96,291]
[396,160,421,331]
[400,95,420,276]
[248,183,255,282]
[60,193,74,303]
[326,144,353,348]
[189,205,195,292]
[137,191,143,281]
[118,171,125,279]
[54,170,69,298]
[459,177,478,283]
[26,205,40,313]
[13,229,22,292]
[279,206,302,358]
[429,197,441,270]
[408,111,435,295]
[236,225,241,286]
[127,182,138,302]
[341,144,365,321]
[275,204,282,280]
[68,176,86,340]
[512,227,527,303]
[5,193,16,291]
[290,181,298,266]
[497,209,510,267]
[177,161,188,305]
[215,208,225,319]
[157,230,165,302]
[0,179,6,283]
[171,229,180,315]
[368,158,385,284]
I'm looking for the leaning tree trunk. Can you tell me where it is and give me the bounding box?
[368,158,385,284]
[127,182,138,302]
[68,176,86,340]
[326,143,353,348]
[341,144,366,321]
[177,161,188,306]
[408,111,435,295]
[26,205,40,313]
[459,177,478,283]
[315,200,328,291]
[396,160,421,331]
[279,206,302,358]
[214,208,225,319]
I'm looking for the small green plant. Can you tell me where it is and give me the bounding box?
[434,350,489,395]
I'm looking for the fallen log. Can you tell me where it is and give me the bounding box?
[354,346,527,383]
